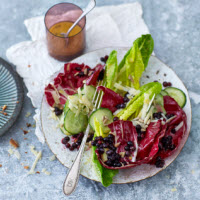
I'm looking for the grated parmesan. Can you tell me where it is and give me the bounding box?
[28,151,42,175]
[30,145,39,157]
[42,168,51,175]
[49,155,56,161]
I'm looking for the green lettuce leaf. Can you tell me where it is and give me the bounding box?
[115,82,157,118]
[105,50,118,90]
[92,146,118,187]
[91,118,118,187]
[117,34,154,89]
[118,82,162,120]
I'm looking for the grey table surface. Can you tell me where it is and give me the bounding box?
[0,0,200,199]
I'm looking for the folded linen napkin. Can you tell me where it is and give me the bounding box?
[6,2,150,143]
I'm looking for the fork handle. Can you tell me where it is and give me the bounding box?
[63,125,90,195]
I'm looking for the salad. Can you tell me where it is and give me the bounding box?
[45,34,187,187]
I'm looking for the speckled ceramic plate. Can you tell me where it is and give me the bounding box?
[41,47,192,184]
[0,58,23,136]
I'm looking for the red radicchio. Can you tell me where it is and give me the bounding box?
[45,63,91,107]
[155,96,187,159]
[97,86,124,113]
[86,64,104,86]
[95,96,187,169]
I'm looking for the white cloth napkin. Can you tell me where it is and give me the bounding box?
[6,2,150,143]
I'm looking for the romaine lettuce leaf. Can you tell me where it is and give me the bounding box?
[92,119,118,187]
[118,82,162,120]
[115,82,157,118]
[105,50,118,90]
[117,34,154,89]
[92,146,118,187]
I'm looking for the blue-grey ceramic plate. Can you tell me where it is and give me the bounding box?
[0,58,23,136]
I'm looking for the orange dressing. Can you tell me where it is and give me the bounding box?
[49,21,82,37]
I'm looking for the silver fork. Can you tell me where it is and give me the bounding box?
[63,81,105,195]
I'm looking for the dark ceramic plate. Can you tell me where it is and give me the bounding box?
[0,57,23,136]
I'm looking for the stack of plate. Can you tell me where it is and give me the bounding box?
[0,58,23,136]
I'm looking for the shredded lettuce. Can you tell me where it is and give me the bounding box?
[116,34,154,89]
[92,117,118,187]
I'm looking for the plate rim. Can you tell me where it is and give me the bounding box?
[0,57,24,136]
[40,47,192,185]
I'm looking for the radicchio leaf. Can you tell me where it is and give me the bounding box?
[96,97,187,169]
[86,64,104,86]
[97,86,124,113]
[155,96,187,159]
[45,63,91,107]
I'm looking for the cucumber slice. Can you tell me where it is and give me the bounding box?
[160,90,168,96]
[164,87,186,108]
[60,127,70,136]
[155,94,164,106]
[81,85,96,102]
[64,110,88,134]
[89,108,113,133]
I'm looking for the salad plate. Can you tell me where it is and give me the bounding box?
[41,36,191,185]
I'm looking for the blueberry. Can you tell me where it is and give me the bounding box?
[69,146,74,151]
[66,143,71,148]
[115,153,121,160]
[97,148,104,154]
[72,143,77,148]
[166,113,174,119]
[78,71,85,77]
[135,125,141,133]
[103,137,109,142]
[91,141,96,146]
[127,141,133,146]
[75,67,81,71]
[114,162,122,167]
[123,97,129,103]
[163,81,168,87]
[100,57,105,62]
[125,151,130,157]
[155,156,165,168]
[130,146,136,151]
[171,129,176,134]
[104,55,109,62]
[103,143,109,148]
[116,104,121,109]
[61,136,70,144]
[108,134,114,140]
[113,117,119,121]
[170,144,176,150]
[124,146,130,151]
[120,103,126,108]
[97,70,104,81]
[106,150,114,155]
[54,107,63,116]
[105,160,112,166]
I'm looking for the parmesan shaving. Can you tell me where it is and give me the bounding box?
[49,155,56,161]
[42,168,51,175]
[28,151,42,175]
[14,150,21,160]
[175,121,184,131]
[8,148,21,159]
[8,148,14,155]
[30,145,39,157]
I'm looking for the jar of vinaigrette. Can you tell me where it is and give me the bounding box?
[45,3,86,61]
